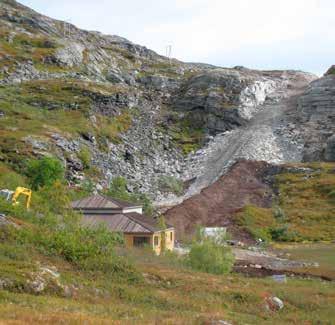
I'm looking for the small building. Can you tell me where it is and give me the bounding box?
[71,194,174,255]
[201,227,227,244]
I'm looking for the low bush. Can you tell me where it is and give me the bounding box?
[26,156,64,190]
[107,176,154,215]
[77,147,91,170]
[269,225,301,242]
[16,221,123,264]
[236,205,275,242]
[158,176,184,195]
[187,240,234,275]
[79,255,141,283]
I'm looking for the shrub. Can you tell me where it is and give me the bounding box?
[0,165,27,190]
[33,180,70,214]
[269,225,301,242]
[236,205,275,242]
[135,192,154,216]
[158,176,184,195]
[16,219,123,263]
[187,240,234,275]
[273,206,287,221]
[108,176,131,201]
[79,255,141,283]
[107,177,154,215]
[27,157,64,190]
[77,147,91,169]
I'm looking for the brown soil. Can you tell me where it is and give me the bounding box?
[165,160,278,242]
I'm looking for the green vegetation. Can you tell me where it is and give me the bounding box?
[326,66,335,75]
[0,79,132,169]
[107,176,154,215]
[158,175,184,195]
[27,157,64,190]
[77,147,91,170]
[237,163,335,242]
[163,111,205,155]
[187,239,234,275]
[0,165,138,284]
[0,154,335,324]
[236,206,275,242]
[0,163,27,189]
[0,29,58,71]
[275,163,335,241]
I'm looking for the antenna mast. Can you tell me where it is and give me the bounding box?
[165,45,172,64]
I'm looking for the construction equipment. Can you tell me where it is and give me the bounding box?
[0,187,32,209]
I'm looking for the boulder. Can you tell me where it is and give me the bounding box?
[265,296,284,311]
[54,42,85,67]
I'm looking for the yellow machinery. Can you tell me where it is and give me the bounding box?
[0,187,32,210]
[12,187,32,209]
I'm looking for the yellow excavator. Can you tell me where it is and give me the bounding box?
[0,187,32,209]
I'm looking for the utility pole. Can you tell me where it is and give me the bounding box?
[63,19,72,38]
[165,45,172,64]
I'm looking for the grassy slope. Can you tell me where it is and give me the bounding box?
[236,162,335,242]
[0,79,132,173]
[0,167,334,324]
[0,248,334,324]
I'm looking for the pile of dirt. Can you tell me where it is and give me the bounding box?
[165,160,279,242]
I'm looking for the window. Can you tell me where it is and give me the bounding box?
[133,236,150,247]
[154,236,159,246]
[170,232,173,241]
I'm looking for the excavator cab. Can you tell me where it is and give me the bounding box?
[0,187,32,210]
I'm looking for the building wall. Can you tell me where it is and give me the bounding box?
[122,207,143,214]
[124,229,175,255]
[152,229,175,255]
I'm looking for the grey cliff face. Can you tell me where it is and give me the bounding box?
[298,74,335,162]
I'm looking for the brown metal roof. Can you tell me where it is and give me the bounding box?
[71,194,140,210]
[81,212,168,234]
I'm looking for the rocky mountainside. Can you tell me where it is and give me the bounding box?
[0,0,333,207]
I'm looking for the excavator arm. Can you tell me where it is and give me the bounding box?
[12,187,32,209]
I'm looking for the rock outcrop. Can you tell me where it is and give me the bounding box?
[297,73,335,161]
[0,0,332,205]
